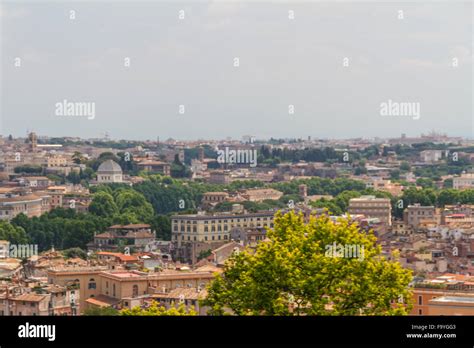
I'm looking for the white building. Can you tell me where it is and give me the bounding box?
[97,160,123,183]
[420,150,444,163]
[453,173,474,190]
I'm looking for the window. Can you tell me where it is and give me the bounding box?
[88,278,96,289]
[418,296,422,305]
[113,284,116,297]
[418,309,422,315]
[132,285,138,298]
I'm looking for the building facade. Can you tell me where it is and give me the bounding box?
[171,211,275,247]
[404,204,436,227]
[453,173,474,190]
[348,195,392,226]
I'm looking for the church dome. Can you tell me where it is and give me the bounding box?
[97,160,122,173]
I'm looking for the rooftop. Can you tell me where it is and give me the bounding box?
[12,293,48,302]
[97,160,122,173]
[430,296,474,304]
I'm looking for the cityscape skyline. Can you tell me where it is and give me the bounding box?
[1,129,472,143]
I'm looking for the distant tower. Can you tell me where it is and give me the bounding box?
[299,184,308,198]
[198,147,204,162]
[28,132,37,152]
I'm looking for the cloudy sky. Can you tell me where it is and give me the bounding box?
[0,1,472,140]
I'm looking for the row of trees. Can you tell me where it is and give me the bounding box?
[270,177,366,196]
[259,146,341,163]
[10,209,110,251]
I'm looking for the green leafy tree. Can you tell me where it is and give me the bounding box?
[202,211,412,316]
[63,247,87,259]
[72,151,85,165]
[149,215,171,240]
[333,190,361,212]
[14,165,43,174]
[390,169,400,180]
[198,249,212,261]
[89,191,119,218]
[400,162,411,171]
[0,221,28,244]
[120,301,196,316]
[310,199,343,215]
[115,190,154,222]
[437,189,460,207]
[416,178,435,189]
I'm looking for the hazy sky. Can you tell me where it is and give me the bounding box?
[0,1,472,140]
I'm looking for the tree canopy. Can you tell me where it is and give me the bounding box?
[120,301,196,316]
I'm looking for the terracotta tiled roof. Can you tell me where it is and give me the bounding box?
[85,295,120,308]
[95,232,114,238]
[154,287,207,300]
[0,194,42,203]
[109,224,151,229]
[97,252,139,262]
[12,293,47,302]
[124,231,154,239]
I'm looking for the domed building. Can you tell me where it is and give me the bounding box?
[97,160,123,183]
